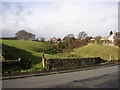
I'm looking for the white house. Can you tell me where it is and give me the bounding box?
[108,34,114,42]
[108,31,120,43]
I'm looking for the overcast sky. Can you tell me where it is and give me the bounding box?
[0,1,118,40]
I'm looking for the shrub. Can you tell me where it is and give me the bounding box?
[58,42,65,49]
[20,58,32,70]
[114,39,120,47]
[60,38,88,49]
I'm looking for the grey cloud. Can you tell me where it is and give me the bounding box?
[1,2,118,40]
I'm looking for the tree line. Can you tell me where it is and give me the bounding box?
[14,30,120,48]
[15,30,88,41]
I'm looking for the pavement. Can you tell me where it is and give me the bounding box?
[2,65,119,88]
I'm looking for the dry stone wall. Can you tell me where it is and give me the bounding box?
[46,57,105,70]
[2,59,32,73]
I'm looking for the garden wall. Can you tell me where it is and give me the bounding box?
[2,60,21,73]
[45,57,106,70]
[2,59,32,73]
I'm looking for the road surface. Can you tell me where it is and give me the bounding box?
[2,65,119,88]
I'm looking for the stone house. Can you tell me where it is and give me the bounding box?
[50,37,61,44]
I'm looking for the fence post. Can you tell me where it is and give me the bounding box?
[18,58,21,72]
[42,52,45,68]
[18,58,21,61]
[109,55,112,61]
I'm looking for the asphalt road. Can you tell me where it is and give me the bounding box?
[2,65,119,88]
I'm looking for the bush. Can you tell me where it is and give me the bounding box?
[114,39,120,47]
[20,58,32,70]
[44,46,63,55]
[58,42,65,49]
[60,38,88,49]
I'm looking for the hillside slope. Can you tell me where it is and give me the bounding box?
[1,40,65,64]
[1,40,119,61]
[64,44,119,60]
[1,40,119,72]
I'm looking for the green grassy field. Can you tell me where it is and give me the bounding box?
[63,43,119,60]
[1,40,67,72]
[1,40,119,72]
[1,40,66,61]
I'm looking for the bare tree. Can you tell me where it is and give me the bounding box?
[109,31,113,36]
[66,34,75,38]
[39,37,45,42]
[78,31,87,38]
[15,30,35,40]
